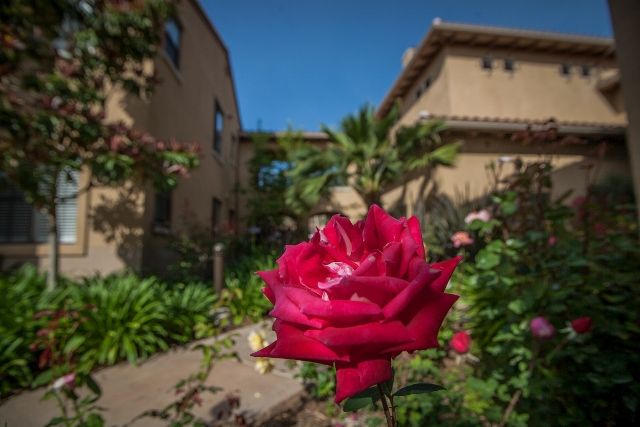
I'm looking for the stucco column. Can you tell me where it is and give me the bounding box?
[608,0,640,224]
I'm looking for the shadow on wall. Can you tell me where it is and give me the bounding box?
[90,189,145,272]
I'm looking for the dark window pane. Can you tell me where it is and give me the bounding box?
[504,58,514,71]
[213,101,224,154]
[154,192,172,227]
[164,19,181,68]
[581,64,591,77]
[212,198,222,234]
[560,63,571,76]
[481,56,492,70]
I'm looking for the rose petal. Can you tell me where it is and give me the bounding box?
[429,256,462,292]
[304,320,413,348]
[363,205,403,252]
[382,263,442,320]
[301,299,383,326]
[252,321,349,364]
[386,291,459,353]
[334,358,392,403]
[329,276,409,307]
[270,294,326,329]
[407,216,425,258]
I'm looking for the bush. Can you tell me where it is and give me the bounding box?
[0,268,217,397]
[389,159,640,426]
[219,245,277,326]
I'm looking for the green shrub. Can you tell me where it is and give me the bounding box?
[389,159,640,426]
[0,268,217,397]
[218,246,277,325]
[71,275,170,367]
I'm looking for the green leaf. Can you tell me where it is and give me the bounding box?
[393,383,444,397]
[85,375,102,396]
[476,251,500,270]
[64,335,86,355]
[343,386,381,412]
[32,370,54,388]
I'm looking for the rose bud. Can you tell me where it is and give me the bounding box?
[570,316,592,334]
[530,316,555,339]
[451,231,474,248]
[251,205,460,403]
[450,331,471,354]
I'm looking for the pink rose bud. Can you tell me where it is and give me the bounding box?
[251,205,461,404]
[548,235,557,246]
[450,331,471,354]
[451,231,474,248]
[570,316,592,334]
[530,316,555,339]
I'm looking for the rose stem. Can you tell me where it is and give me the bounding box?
[377,384,395,427]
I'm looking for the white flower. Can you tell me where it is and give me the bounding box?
[51,373,75,391]
[464,209,491,224]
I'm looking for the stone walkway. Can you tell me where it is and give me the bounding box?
[0,322,303,427]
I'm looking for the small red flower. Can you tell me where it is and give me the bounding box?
[450,331,471,354]
[547,235,557,246]
[530,316,555,339]
[570,316,592,334]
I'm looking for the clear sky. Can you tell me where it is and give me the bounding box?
[201,0,613,131]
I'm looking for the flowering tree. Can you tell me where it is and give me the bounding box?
[0,0,199,288]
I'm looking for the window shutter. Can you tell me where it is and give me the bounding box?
[0,183,32,242]
[56,170,78,244]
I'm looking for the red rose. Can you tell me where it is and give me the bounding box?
[530,316,555,339]
[450,331,471,354]
[570,316,592,334]
[251,205,460,403]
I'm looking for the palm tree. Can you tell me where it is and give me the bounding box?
[282,104,459,214]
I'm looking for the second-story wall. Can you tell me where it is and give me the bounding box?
[398,45,625,129]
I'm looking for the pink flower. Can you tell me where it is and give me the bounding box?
[450,331,471,354]
[464,210,491,224]
[251,205,460,403]
[451,231,474,248]
[530,316,555,339]
[570,316,592,334]
[51,373,75,391]
[548,235,557,246]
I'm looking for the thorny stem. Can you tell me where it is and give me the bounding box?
[377,384,395,427]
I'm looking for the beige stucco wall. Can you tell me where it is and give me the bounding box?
[320,135,631,221]
[397,46,626,129]
[141,0,241,275]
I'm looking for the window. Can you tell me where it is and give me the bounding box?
[213,101,224,154]
[424,77,432,90]
[154,191,172,230]
[560,63,571,76]
[581,64,591,77]
[211,198,222,234]
[415,87,423,100]
[0,170,78,243]
[228,209,236,233]
[504,58,515,72]
[481,56,493,70]
[164,19,181,68]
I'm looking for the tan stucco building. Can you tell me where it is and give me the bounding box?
[239,21,630,225]
[0,0,241,276]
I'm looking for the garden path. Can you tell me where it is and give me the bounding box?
[0,322,303,427]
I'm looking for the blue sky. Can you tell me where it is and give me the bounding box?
[201,0,613,131]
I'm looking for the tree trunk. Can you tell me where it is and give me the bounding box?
[46,206,59,291]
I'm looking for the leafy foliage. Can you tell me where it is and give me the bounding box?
[0,267,217,397]
[282,104,459,213]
